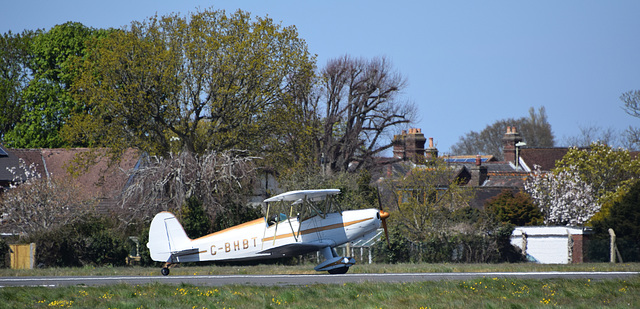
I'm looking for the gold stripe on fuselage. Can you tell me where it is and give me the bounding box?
[191,218,265,241]
[261,217,373,242]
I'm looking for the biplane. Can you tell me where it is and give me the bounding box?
[147,189,389,275]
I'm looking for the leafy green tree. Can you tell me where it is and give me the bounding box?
[385,158,474,242]
[554,142,640,220]
[181,196,212,238]
[0,30,34,142]
[452,106,554,160]
[4,22,104,148]
[591,179,640,262]
[277,168,378,211]
[65,8,315,157]
[485,189,543,226]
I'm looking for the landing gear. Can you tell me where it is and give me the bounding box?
[161,267,170,276]
[328,267,349,274]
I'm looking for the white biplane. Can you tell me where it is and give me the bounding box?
[147,189,389,275]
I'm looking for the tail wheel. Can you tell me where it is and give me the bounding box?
[161,267,170,276]
[328,267,349,274]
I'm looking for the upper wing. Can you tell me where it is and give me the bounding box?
[263,189,340,203]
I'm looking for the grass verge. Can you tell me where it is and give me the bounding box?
[0,276,638,308]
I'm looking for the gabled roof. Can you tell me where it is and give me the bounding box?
[0,145,26,187]
[518,147,571,171]
[2,148,140,202]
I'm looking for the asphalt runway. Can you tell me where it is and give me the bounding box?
[0,271,638,287]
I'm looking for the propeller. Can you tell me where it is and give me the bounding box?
[376,187,391,248]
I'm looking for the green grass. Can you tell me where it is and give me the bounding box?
[0,277,638,308]
[1,262,640,277]
[1,263,639,308]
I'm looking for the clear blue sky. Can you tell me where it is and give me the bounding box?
[3,1,639,153]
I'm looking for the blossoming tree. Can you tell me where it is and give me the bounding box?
[524,164,600,226]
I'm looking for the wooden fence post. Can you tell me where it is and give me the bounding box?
[608,228,616,263]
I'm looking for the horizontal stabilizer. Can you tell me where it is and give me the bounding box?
[171,248,201,257]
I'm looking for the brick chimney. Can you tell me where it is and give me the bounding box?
[393,128,427,163]
[425,137,438,160]
[470,154,488,186]
[392,130,407,160]
[502,126,523,163]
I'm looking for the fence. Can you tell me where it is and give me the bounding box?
[9,243,36,269]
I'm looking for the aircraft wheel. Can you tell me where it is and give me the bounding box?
[328,267,349,274]
[161,267,170,276]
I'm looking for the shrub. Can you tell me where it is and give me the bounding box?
[589,180,640,262]
[485,189,543,226]
[26,215,130,267]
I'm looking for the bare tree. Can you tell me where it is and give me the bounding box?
[621,90,640,150]
[451,107,554,160]
[315,55,416,174]
[562,124,619,148]
[0,159,92,236]
[117,150,259,226]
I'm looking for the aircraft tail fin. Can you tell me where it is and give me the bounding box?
[147,212,192,262]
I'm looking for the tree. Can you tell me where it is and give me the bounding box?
[590,179,640,262]
[485,189,543,226]
[621,90,640,150]
[311,55,416,174]
[451,106,554,160]
[552,142,640,227]
[65,9,315,157]
[621,90,640,119]
[555,142,640,209]
[385,158,473,242]
[562,124,620,148]
[3,22,105,148]
[117,150,259,227]
[0,159,92,236]
[0,30,34,142]
[181,196,212,238]
[524,165,600,226]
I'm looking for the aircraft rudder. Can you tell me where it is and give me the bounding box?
[147,212,192,261]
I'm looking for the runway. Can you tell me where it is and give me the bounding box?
[1,271,638,287]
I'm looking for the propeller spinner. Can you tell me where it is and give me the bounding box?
[377,187,391,248]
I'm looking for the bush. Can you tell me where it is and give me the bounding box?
[589,180,640,262]
[373,223,523,263]
[0,238,8,268]
[181,196,212,238]
[485,189,543,226]
[26,215,130,267]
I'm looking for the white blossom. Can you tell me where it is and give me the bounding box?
[524,165,601,226]
[1,159,89,236]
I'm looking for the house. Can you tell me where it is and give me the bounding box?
[0,145,26,191]
[385,126,575,208]
[0,146,141,234]
[385,127,602,263]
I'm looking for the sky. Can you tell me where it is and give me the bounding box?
[2,1,640,153]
